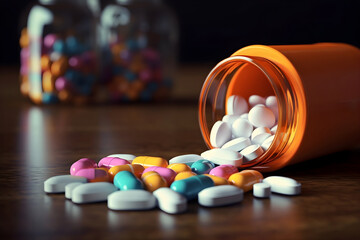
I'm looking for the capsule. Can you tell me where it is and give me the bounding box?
[70,158,97,176]
[132,156,168,168]
[228,170,263,192]
[203,174,229,186]
[143,166,176,186]
[75,168,110,182]
[141,171,167,192]
[98,157,130,168]
[174,171,197,181]
[167,163,191,174]
[170,175,214,200]
[108,164,145,181]
[209,165,239,179]
[113,171,143,190]
[191,160,215,174]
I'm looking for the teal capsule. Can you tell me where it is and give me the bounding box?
[113,171,143,191]
[170,175,214,200]
[191,160,215,174]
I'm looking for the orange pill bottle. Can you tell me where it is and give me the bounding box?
[199,43,360,172]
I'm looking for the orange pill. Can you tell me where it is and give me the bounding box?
[228,170,263,192]
[167,163,191,174]
[132,156,168,168]
[41,55,51,71]
[42,71,55,92]
[108,164,145,181]
[51,56,68,77]
[174,171,197,181]
[141,171,167,192]
[203,174,229,186]
[58,89,71,102]
[19,28,29,48]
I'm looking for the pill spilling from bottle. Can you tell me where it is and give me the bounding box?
[44,152,301,214]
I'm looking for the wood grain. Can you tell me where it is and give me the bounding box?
[0,66,359,240]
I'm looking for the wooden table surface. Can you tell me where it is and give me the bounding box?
[0,66,359,240]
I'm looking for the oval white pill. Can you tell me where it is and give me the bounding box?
[261,135,275,150]
[222,114,240,127]
[248,95,266,107]
[240,144,264,162]
[201,148,243,167]
[226,95,248,115]
[106,154,137,162]
[266,96,279,120]
[169,154,204,165]
[263,176,301,195]
[251,127,271,140]
[108,190,156,210]
[72,182,117,204]
[232,118,253,138]
[252,132,272,145]
[253,182,271,198]
[248,105,276,128]
[65,182,84,199]
[153,187,187,214]
[221,137,251,152]
[44,175,87,193]
[210,121,232,148]
[198,185,243,207]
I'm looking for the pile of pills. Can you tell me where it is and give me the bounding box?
[44,153,301,214]
[210,94,279,164]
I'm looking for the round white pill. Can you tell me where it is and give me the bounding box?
[248,95,266,107]
[226,95,248,115]
[240,144,264,162]
[266,96,279,120]
[263,176,301,195]
[261,135,275,150]
[248,105,276,128]
[253,182,271,198]
[251,127,271,140]
[240,113,249,120]
[271,125,278,135]
[252,132,272,145]
[222,114,240,127]
[232,118,253,138]
[210,121,232,148]
[221,137,251,152]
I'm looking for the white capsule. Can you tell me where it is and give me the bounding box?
[251,127,271,140]
[240,144,264,162]
[221,137,252,152]
[153,188,187,214]
[222,114,240,127]
[261,135,275,150]
[252,132,272,145]
[263,176,301,195]
[44,175,87,193]
[106,154,136,162]
[210,121,232,148]
[198,185,244,207]
[248,105,275,128]
[253,182,271,198]
[65,182,84,199]
[201,148,243,167]
[226,95,248,115]
[169,154,204,165]
[240,113,249,120]
[271,125,278,135]
[266,96,279,120]
[232,118,253,138]
[108,190,156,210]
[72,182,117,204]
[50,52,61,61]
[248,95,266,107]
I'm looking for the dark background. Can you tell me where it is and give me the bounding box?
[1,0,359,65]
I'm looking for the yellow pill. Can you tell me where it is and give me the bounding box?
[228,170,263,192]
[20,28,29,48]
[167,163,191,174]
[141,171,167,192]
[108,164,145,181]
[132,156,168,169]
[58,90,71,102]
[174,171,197,181]
[41,55,51,71]
[51,56,68,77]
[42,71,55,93]
[203,174,229,186]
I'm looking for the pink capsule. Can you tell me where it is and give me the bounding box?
[209,165,239,179]
[142,166,176,186]
[98,157,130,168]
[70,158,97,176]
[43,34,58,49]
[68,56,82,69]
[75,168,109,182]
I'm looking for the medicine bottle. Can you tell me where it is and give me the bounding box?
[99,0,178,102]
[19,0,99,104]
[199,43,360,172]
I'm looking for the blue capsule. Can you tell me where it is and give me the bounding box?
[113,171,144,191]
[42,93,59,104]
[191,160,215,174]
[170,175,214,200]
[53,40,67,54]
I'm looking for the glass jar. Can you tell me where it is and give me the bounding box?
[199,43,360,172]
[98,0,178,102]
[19,0,99,104]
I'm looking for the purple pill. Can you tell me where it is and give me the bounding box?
[143,166,176,186]
[70,158,97,176]
[55,77,70,91]
[98,157,130,168]
[69,56,82,69]
[43,34,58,49]
[139,69,152,82]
